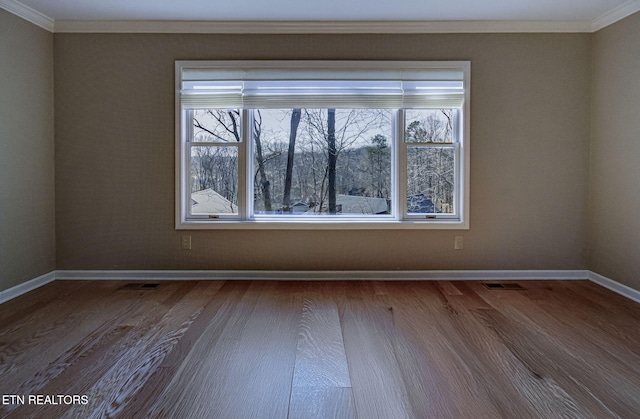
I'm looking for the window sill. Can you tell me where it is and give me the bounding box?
[176,219,469,230]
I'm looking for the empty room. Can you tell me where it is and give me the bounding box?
[1,0,639,417]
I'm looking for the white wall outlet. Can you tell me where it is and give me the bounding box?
[454,235,464,250]
[181,235,192,250]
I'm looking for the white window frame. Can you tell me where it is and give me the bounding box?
[175,60,470,230]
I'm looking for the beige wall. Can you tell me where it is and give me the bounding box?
[0,9,55,292]
[4,8,639,294]
[590,12,640,290]
[54,32,591,271]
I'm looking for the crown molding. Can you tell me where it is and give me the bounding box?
[2,0,639,34]
[53,19,594,34]
[591,0,640,31]
[0,0,54,31]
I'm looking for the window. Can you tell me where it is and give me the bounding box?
[176,61,470,229]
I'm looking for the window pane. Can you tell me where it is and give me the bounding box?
[191,109,241,143]
[190,146,238,215]
[406,146,455,214]
[405,109,454,143]
[253,108,392,216]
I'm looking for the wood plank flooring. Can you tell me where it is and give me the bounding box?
[1,280,639,418]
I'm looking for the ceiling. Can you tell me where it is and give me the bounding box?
[2,0,639,33]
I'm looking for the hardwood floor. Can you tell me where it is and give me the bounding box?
[1,280,639,418]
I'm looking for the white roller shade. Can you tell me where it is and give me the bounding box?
[179,61,467,109]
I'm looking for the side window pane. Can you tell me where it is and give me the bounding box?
[405,109,454,143]
[406,146,455,214]
[253,109,392,216]
[190,146,239,215]
[191,109,241,143]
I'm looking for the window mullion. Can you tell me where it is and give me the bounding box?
[397,109,408,220]
[240,109,250,220]
[454,142,461,219]
[184,141,193,219]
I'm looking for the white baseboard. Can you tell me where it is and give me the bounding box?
[54,269,589,282]
[0,271,56,304]
[3,269,639,305]
[588,271,640,304]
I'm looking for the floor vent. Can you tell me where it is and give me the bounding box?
[119,283,160,290]
[482,283,526,290]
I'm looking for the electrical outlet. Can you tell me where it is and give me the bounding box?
[181,235,192,250]
[454,235,464,250]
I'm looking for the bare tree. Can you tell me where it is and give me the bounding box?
[282,109,301,212]
[304,109,386,213]
[191,110,241,207]
[192,107,393,216]
[405,109,455,213]
[194,110,241,142]
[366,134,391,198]
[327,109,337,213]
[252,111,273,212]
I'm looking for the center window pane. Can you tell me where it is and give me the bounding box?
[252,109,392,216]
